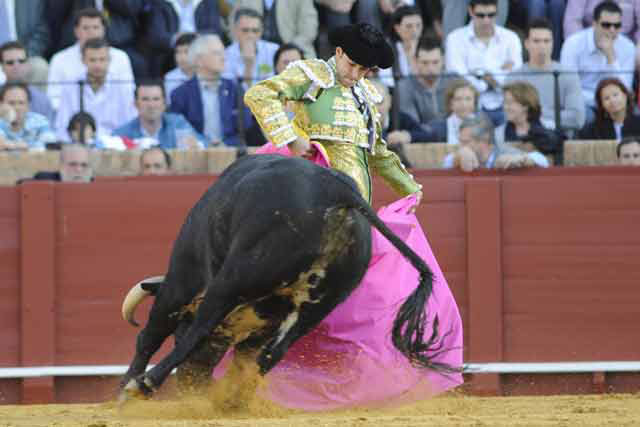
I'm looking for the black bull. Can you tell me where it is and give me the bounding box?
[120,155,457,400]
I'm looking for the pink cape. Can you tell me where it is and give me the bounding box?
[216,143,463,409]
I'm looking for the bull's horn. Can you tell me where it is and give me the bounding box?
[122,276,165,327]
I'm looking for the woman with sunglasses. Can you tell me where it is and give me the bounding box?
[578,77,640,140]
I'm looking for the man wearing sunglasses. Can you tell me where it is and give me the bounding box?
[560,1,635,115]
[0,41,53,123]
[223,8,280,87]
[564,0,640,42]
[445,0,522,127]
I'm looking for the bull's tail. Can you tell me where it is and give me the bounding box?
[350,197,461,374]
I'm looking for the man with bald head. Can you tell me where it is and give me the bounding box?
[31,143,94,182]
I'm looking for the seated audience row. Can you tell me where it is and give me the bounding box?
[25,144,173,183]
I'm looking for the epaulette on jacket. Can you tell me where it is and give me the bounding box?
[289,59,335,102]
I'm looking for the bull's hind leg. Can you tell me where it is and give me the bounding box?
[174,321,231,394]
[209,346,262,412]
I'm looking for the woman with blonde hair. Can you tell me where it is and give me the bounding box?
[422,78,478,144]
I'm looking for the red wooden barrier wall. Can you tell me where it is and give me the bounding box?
[1,167,639,404]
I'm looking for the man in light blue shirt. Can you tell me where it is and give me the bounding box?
[0,82,55,151]
[114,80,204,149]
[0,41,54,123]
[223,8,279,87]
[560,1,635,110]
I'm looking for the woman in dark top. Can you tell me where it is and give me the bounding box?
[578,78,640,141]
[496,81,563,157]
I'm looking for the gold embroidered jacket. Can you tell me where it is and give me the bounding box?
[244,57,421,201]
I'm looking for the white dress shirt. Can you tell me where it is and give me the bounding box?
[4,0,16,40]
[560,27,636,107]
[223,39,280,86]
[445,24,523,110]
[54,72,137,140]
[47,43,135,110]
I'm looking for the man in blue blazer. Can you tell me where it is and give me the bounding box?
[169,34,249,147]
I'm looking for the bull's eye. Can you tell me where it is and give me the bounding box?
[308,273,321,286]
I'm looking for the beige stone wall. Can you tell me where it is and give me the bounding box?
[0,140,620,186]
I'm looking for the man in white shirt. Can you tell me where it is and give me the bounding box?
[223,8,279,87]
[560,1,635,116]
[47,8,134,111]
[55,38,136,140]
[445,0,522,126]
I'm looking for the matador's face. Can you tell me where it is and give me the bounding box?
[334,47,372,88]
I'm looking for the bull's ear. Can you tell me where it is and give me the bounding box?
[140,281,162,295]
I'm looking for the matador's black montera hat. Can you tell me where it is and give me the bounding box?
[328,23,395,69]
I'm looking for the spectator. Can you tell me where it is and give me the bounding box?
[274,43,304,74]
[230,0,318,58]
[422,78,479,144]
[47,1,147,78]
[224,8,280,87]
[32,143,93,182]
[445,0,523,126]
[55,38,137,140]
[394,38,457,125]
[164,33,197,103]
[372,79,430,145]
[441,0,509,38]
[170,34,247,147]
[560,1,635,116]
[67,111,97,145]
[523,1,566,60]
[47,8,134,111]
[314,0,357,58]
[140,146,172,175]
[496,81,564,159]
[564,0,640,42]
[578,77,640,139]
[507,18,585,131]
[114,80,203,149]
[617,136,640,165]
[0,82,55,151]
[0,0,49,85]
[387,6,424,86]
[0,41,54,123]
[142,0,224,77]
[315,0,356,30]
[354,0,434,33]
[443,113,549,170]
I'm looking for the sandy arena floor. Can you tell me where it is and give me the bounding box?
[0,393,638,427]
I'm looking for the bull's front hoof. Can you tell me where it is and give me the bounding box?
[119,376,156,404]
